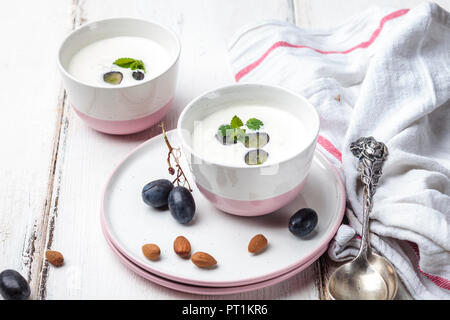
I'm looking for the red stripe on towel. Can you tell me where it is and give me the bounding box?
[234,9,409,82]
[317,136,342,162]
[409,242,450,290]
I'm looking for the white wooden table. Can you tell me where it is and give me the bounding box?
[1,0,449,300]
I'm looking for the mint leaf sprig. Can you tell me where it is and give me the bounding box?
[218,124,232,137]
[231,115,244,129]
[246,118,264,131]
[217,115,264,144]
[217,115,246,144]
[218,124,245,144]
[113,58,146,73]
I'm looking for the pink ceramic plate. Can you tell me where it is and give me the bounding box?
[103,225,328,295]
[101,130,345,287]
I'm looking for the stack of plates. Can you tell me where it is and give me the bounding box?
[101,130,345,295]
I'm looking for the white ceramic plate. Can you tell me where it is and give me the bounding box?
[101,130,345,287]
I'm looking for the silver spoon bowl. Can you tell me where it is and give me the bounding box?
[327,137,398,300]
[328,250,398,300]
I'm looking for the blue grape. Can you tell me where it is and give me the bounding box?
[0,269,30,300]
[168,186,196,224]
[142,179,173,208]
[289,208,318,237]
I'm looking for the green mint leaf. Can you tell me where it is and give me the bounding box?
[218,124,232,137]
[233,128,246,142]
[230,115,244,129]
[113,58,146,73]
[137,60,146,72]
[130,61,139,70]
[217,124,245,144]
[113,58,136,68]
[130,60,146,72]
[230,128,246,143]
[246,118,264,130]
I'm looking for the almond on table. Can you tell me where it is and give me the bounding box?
[248,234,268,254]
[173,236,191,258]
[142,244,161,261]
[46,250,64,267]
[191,252,217,268]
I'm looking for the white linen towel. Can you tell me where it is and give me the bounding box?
[228,2,450,299]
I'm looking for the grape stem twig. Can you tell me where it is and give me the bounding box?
[161,122,192,192]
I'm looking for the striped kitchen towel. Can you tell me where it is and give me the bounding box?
[229,2,450,299]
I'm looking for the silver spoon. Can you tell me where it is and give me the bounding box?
[327,137,398,300]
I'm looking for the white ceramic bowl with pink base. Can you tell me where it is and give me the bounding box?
[177,84,320,216]
[58,18,180,135]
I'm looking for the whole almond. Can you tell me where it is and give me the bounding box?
[248,234,268,254]
[142,244,160,261]
[46,250,64,267]
[173,236,191,258]
[191,252,217,268]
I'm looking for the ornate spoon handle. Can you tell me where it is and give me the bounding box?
[350,137,388,257]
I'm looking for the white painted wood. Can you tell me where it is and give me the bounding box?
[0,0,72,299]
[42,0,321,299]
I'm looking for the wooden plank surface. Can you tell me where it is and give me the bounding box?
[1,0,448,300]
[0,0,72,298]
[40,0,321,300]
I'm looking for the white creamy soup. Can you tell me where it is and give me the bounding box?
[192,104,307,166]
[68,36,171,86]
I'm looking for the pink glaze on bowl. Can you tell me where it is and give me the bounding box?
[72,99,172,135]
[196,179,307,216]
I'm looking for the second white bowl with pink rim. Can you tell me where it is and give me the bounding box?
[177,84,320,216]
[57,17,180,135]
